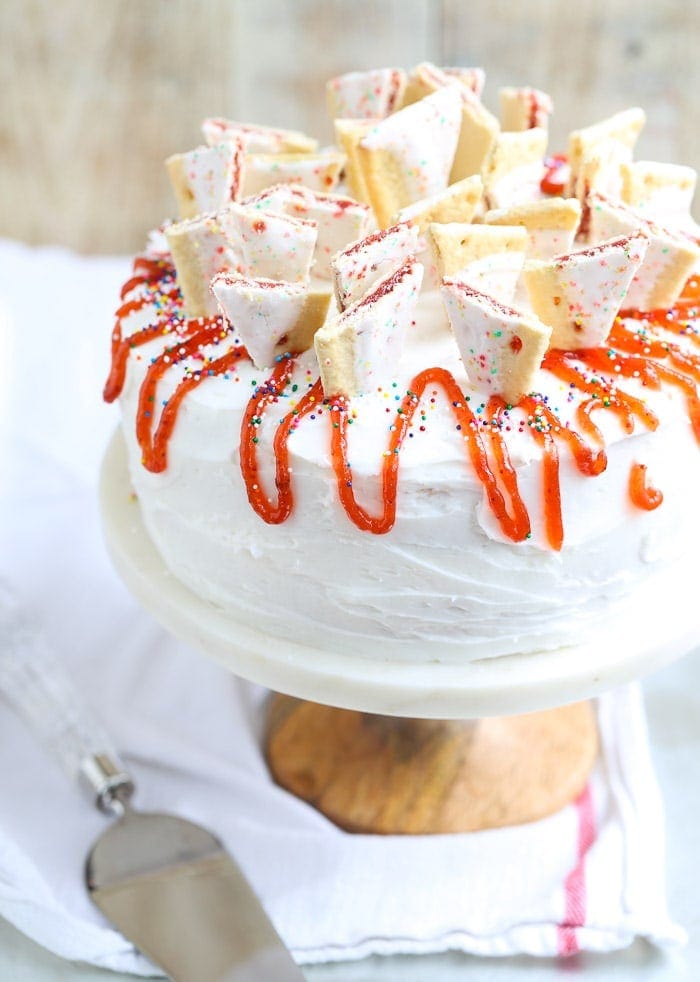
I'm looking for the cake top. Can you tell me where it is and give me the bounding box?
[105,61,700,552]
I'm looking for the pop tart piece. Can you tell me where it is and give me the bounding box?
[248,185,372,279]
[212,274,331,369]
[395,175,484,235]
[428,223,528,304]
[485,198,581,261]
[241,151,346,198]
[315,257,423,398]
[166,140,245,220]
[441,279,552,404]
[499,87,553,132]
[326,68,407,120]
[587,192,700,308]
[482,128,549,210]
[201,118,318,154]
[330,221,420,311]
[165,209,243,317]
[523,232,649,349]
[357,86,463,227]
[228,204,318,283]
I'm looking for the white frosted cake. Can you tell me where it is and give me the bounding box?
[105,64,700,663]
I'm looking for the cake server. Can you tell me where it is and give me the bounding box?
[0,591,304,982]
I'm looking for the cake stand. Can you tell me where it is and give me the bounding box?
[100,430,700,833]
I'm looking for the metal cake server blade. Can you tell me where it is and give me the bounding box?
[0,589,304,981]
[86,784,303,981]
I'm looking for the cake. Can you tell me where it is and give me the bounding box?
[104,64,700,664]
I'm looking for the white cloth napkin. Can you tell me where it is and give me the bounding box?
[0,239,685,974]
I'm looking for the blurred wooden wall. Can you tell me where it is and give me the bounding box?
[2,0,698,254]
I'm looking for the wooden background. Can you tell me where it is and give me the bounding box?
[2,0,698,254]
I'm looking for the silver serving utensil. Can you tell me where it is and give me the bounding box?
[0,589,304,981]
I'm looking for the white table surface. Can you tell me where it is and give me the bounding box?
[1,650,697,981]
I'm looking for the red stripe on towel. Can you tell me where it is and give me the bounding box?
[558,783,596,956]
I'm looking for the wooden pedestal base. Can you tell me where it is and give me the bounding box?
[266,697,598,834]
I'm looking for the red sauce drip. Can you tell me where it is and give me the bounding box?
[485,397,531,541]
[574,340,700,444]
[680,276,700,302]
[103,287,181,403]
[520,396,607,551]
[540,154,567,196]
[136,320,244,473]
[239,359,317,524]
[629,463,663,511]
[623,304,700,348]
[543,349,659,439]
[325,369,530,540]
[120,258,173,299]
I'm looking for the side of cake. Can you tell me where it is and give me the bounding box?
[105,64,700,663]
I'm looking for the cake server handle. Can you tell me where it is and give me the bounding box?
[0,585,134,812]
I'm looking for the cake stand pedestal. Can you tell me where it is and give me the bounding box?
[100,431,698,833]
[265,696,597,833]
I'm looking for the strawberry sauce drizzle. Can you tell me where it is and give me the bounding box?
[104,287,181,403]
[519,396,606,551]
[136,320,244,472]
[325,369,530,539]
[105,262,700,549]
[239,360,319,524]
[629,463,663,511]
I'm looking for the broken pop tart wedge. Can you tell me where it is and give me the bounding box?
[201,118,318,154]
[394,174,484,235]
[400,61,470,107]
[333,118,381,204]
[357,85,463,227]
[395,62,498,185]
[315,257,424,399]
[484,198,581,261]
[566,107,645,198]
[166,140,245,220]
[247,184,372,279]
[441,66,485,97]
[587,191,700,308]
[621,160,698,231]
[450,91,500,185]
[211,274,331,370]
[499,87,553,132]
[240,151,346,198]
[427,222,528,304]
[165,209,243,318]
[482,128,549,210]
[523,231,649,349]
[440,280,552,405]
[228,204,318,283]
[326,68,407,121]
[330,221,420,311]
